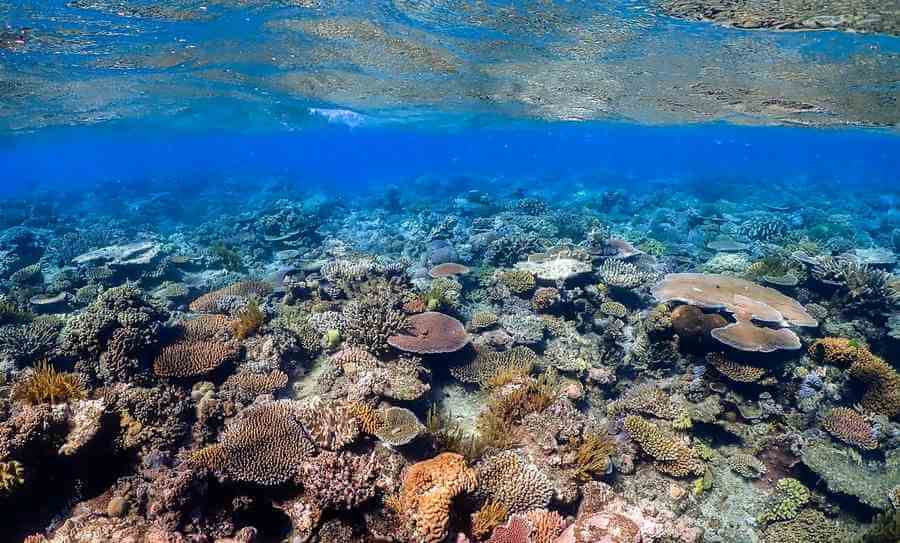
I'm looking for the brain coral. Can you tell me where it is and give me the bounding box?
[189,280,272,313]
[821,407,878,450]
[476,450,554,514]
[400,452,477,543]
[191,400,315,485]
[152,339,240,378]
[624,415,704,477]
[653,273,817,352]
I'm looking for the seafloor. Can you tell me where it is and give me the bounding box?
[1,176,900,543]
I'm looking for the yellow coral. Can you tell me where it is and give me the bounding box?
[809,338,900,419]
[472,500,508,539]
[573,433,616,481]
[232,300,265,340]
[11,361,85,405]
[0,460,25,493]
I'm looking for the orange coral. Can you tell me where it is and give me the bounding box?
[189,280,272,313]
[525,509,566,543]
[707,352,767,383]
[399,453,477,543]
[11,361,85,405]
[809,338,900,419]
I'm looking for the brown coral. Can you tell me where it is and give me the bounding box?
[11,361,85,405]
[373,406,424,447]
[671,304,726,341]
[177,315,236,340]
[472,500,509,539]
[531,287,560,312]
[399,453,478,543]
[821,407,878,450]
[152,339,240,378]
[387,311,469,354]
[653,273,818,352]
[809,338,900,419]
[606,383,684,420]
[624,415,704,478]
[190,400,315,485]
[430,263,470,278]
[221,369,288,396]
[476,450,554,514]
[189,280,272,313]
[299,399,361,450]
[706,352,767,383]
[525,509,566,543]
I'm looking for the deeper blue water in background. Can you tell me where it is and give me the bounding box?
[2,121,899,197]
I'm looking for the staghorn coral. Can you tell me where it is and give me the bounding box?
[11,361,85,405]
[624,415,705,478]
[298,450,378,510]
[191,400,315,485]
[189,280,273,313]
[706,352,767,383]
[450,346,538,387]
[476,450,554,514]
[472,500,509,539]
[152,339,240,378]
[399,453,477,543]
[373,406,424,447]
[812,257,899,311]
[759,478,811,524]
[821,407,878,450]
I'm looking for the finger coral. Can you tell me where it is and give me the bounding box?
[11,361,85,405]
[399,453,477,543]
[191,400,315,485]
[821,407,878,450]
[624,415,705,478]
[476,450,553,514]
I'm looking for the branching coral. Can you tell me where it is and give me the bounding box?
[498,270,537,295]
[599,259,648,289]
[706,352,767,383]
[607,383,684,420]
[470,310,500,331]
[476,450,553,514]
[0,316,61,364]
[298,451,378,510]
[299,399,361,450]
[343,296,408,355]
[821,407,878,450]
[624,415,705,477]
[11,361,85,405]
[758,478,811,525]
[809,338,900,419]
[812,257,899,311]
[531,287,560,311]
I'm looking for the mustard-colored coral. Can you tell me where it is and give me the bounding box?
[11,361,85,405]
[399,453,477,543]
[809,338,900,419]
[189,280,272,313]
[758,478,811,524]
[572,433,616,481]
[232,300,265,340]
[0,460,25,493]
[624,415,704,477]
[472,500,508,539]
[499,270,536,295]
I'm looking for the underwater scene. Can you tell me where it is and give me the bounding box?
[2,1,900,542]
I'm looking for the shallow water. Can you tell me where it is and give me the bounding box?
[2,1,900,543]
